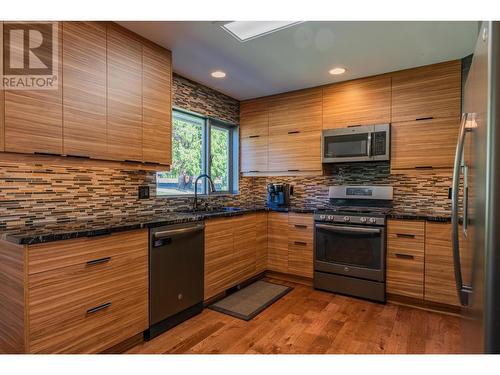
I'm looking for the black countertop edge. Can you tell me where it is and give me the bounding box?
[2,206,452,245]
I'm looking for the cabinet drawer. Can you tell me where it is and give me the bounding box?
[288,213,313,242]
[28,248,148,353]
[387,220,424,245]
[28,229,148,274]
[386,252,424,299]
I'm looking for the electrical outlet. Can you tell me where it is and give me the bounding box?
[138,186,150,199]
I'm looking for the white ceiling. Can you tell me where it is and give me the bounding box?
[118,21,479,101]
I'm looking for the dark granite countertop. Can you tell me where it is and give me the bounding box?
[388,208,451,222]
[0,205,316,245]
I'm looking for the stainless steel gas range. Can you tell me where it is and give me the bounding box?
[313,185,393,302]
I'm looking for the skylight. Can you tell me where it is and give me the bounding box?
[221,21,303,42]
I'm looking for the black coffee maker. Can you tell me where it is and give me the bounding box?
[267,183,293,208]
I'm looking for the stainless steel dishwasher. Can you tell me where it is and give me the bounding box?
[145,222,205,340]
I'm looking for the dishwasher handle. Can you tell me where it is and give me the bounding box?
[153,224,204,240]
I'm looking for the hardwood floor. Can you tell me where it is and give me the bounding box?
[128,278,463,354]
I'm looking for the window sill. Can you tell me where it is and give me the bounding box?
[156,191,240,199]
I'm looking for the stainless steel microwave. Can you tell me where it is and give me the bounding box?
[321,124,390,163]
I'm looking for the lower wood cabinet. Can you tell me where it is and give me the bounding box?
[425,222,459,306]
[204,214,266,300]
[267,212,290,273]
[0,230,149,354]
[387,219,459,307]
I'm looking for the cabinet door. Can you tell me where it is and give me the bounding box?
[255,212,268,274]
[386,219,425,299]
[425,222,459,306]
[391,117,459,170]
[268,87,322,135]
[267,212,289,273]
[204,217,235,300]
[142,44,172,165]
[233,214,257,281]
[107,25,143,162]
[392,60,461,123]
[4,23,63,155]
[0,22,3,151]
[268,131,321,172]
[241,136,268,173]
[62,22,107,159]
[240,98,268,138]
[322,76,391,129]
[287,213,313,278]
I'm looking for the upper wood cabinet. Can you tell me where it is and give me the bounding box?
[0,84,4,152]
[391,117,459,170]
[106,25,143,162]
[241,136,268,173]
[425,222,459,306]
[391,60,461,122]
[268,131,321,172]
[322,76,391,129]
[240,98,269,138]
[142,44,172,165]
[268,87,322,135]
[62,22,107,159]
[4,23,63,155]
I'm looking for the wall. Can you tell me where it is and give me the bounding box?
[0,74,243,230]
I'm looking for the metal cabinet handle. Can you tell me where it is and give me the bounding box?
[86,257,111,266]
[288,131,300,134]
[416,116,434,121]
[394,253,415,260]
[294,224,308,229]
[86,302,111,315]
[452,112,473,307]
[294,241,308,246]
[248,135,260,138]
[395,233,415,239]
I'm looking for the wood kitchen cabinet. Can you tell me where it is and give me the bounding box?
[106,24,143,162]
[0,81,4,152]
[0,230,148,354]
[287,213,314,278]
[268,131,322,172]
[240,98,269,173]
[322,76,391,129]
[425,222,459,306]
[142,43,172,165]
[255,212,268,274]
[4,22,63,155]
[204,215,264,300]
[268,87,322,135]
[62,21,107,159]
[386,219,425,299]
[391,117,459,170]
[267,212,289,273]
[391,60,461,123]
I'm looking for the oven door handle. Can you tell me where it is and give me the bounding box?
[315,224,381,235]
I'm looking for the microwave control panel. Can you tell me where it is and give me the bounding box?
[372,132,387,156]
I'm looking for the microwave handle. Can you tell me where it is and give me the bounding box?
[367,133,372,157]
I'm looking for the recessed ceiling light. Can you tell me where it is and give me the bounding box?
[329,67,346,75]
[221,21,303,42]
[211,70,226,78]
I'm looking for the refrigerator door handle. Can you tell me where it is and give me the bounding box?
[452,112,473,307]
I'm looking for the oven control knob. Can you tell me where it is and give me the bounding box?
[328,215,334,221]
[343,216,350,222]
[369,217,377,224]
[359,217,367,223]
[320,215,326,220]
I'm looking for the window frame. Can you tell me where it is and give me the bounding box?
[156,107,239,197]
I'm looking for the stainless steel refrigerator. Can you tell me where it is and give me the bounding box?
[452,21,500,353]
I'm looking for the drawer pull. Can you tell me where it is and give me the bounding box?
[288,131,300,134]
[248,135,260,138]
[394,253,415,260]
[414,166,433,170]
[86,302,112,315]
[86,256,112,266]
[396,233,415,239]
[294,224,308,229]
[294,241,308,246]
[415,116,434,121]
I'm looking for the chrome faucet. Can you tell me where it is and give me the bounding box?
[193,174,216,211]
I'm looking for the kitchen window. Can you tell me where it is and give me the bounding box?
[156,109,238,196]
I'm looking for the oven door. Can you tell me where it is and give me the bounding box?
[314,223,385,282]
[322,127,372,163]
